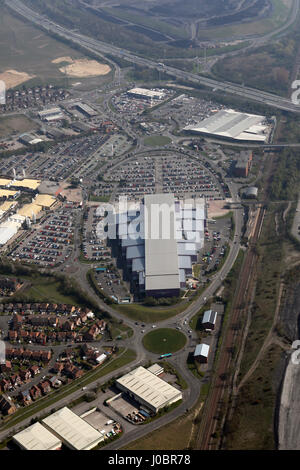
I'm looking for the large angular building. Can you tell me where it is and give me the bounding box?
[116,366,183,414]
[109,193,206,298]
[183,109,270,143]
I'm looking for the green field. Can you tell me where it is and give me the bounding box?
[142,328,187,354]
[113,301,188,323]
[0,114,38,138]
[0,7,111,89]
[144,135,172,147]
[197,0,293,40]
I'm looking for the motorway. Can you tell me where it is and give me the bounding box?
[6,0,300,114]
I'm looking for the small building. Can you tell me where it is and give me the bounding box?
[194,344,210,364]
[0,395,16,415]
[202,310,217,330]
[13,422,62,451]
[147,363,164,376]
[234,150,253,178]
[18,133,44,146]
[243,186,258,199]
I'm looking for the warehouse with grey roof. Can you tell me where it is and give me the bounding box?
[115,366,182,414]
[109,193,206,297]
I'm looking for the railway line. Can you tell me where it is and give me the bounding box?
[195,206,265,449]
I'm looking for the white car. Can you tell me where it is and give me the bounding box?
[152,325,157,328]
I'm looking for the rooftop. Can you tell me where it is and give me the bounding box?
[42,407,103,451]
[116,366,182,410]
[13,422,62,451]
[144,193,180,292]
[184,109,268,142]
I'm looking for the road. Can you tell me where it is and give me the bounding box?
[6,0,300,114]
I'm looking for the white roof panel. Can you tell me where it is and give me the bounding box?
[42,407,103,451]
[13,422,62,451]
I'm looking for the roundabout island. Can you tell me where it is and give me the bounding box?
[142,328,187,355]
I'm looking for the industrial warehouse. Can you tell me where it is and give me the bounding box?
[41,407,104,450]
[13,422,62,451]
[183,109,272,143]
[109,193,206,298]
[127,87,166,101]
[115,366,183,414]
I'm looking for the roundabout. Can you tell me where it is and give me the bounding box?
[142,328,187,354]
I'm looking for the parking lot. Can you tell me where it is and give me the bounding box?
[82,205,112,262]
[9,204,75,267]
[102,152,224,202]
[100,134,132,158]
[81,409,121,438]
[196,216,232,278]
[94,269,130,303]
[108,393,148,424]
[151,93,225,129]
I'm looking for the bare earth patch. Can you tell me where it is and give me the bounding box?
[207,200,230,218]
[55,58,111,77]
[52,56,74,64]
[0,69,35,89]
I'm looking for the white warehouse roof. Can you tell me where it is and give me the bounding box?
[13,422,62,451]
[184,109,268,142]
[116,366,182,412]
[128,88,165,99]
[0,221,20,246]
[42,407,103,451]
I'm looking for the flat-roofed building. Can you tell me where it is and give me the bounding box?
[116,366,182,414]
[72,102,98,118]
[13,422,62,451]
[17,203,42,220]
[0,178,12,187]
[144,193,180,297]
[0,220,21,246]
[34,194,56,209]
[0,201,17,212]
[11,179,41,191]
[42,407,104,451]
[38,107,64,122]
[0,189,19,199]
[183,109,270,143]
[112,193,206,297]
[127,88,165,101]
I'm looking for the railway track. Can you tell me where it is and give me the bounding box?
[195,206,265,449]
